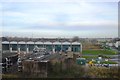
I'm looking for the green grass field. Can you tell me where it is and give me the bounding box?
[82,55,97,59]
[82,49,117,55]
[82,55,111,60]
[92,61,118,64]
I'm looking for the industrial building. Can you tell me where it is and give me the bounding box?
[2,41,82,53]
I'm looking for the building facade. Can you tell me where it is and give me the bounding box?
[2,41,82,53]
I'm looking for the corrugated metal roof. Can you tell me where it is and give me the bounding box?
[10,41,17,44]
[62,42,71,45]
[35,42,43,44]
[53,41,61,45]
[72,42,81,45]
[44,41,52,44]
[27,41,34,44]
[2,41,82,45]
[18,41,26,44]
[2,41,9,44]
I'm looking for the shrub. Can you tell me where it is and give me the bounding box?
[86,66,119,78]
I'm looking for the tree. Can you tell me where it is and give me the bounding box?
[72,36,79,42]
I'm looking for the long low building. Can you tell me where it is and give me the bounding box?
[2,41,82,53]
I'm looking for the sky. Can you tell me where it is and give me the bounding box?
[1,0,119,38]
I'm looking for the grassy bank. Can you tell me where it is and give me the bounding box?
[82,55,111,59]
[82,49,117,55]
[91,61,118,64]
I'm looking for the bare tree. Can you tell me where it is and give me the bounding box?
[72,36,79,42]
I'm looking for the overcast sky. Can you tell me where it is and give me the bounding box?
[1,0,119,38]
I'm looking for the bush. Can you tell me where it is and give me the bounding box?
[86,66,119,78]
[2,74,18,78]
[48,62,85,78]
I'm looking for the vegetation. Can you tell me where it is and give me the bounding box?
[2,62,119,78]
[92,61,118,64]
[82,55,111,59]
[48,62,119,78]
[82,43,102,50]
[3,66,119,78]
[82,55,97,59]
[85,66,119,78]
[48,62,85,78]
[82,49,117,55]
[72,36,80,42]
[2,74,18,78]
